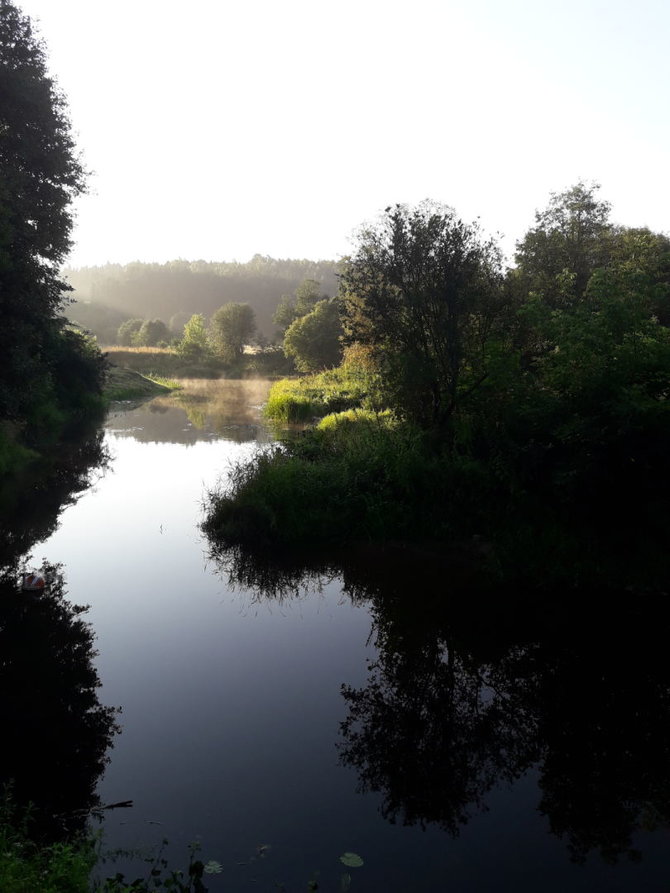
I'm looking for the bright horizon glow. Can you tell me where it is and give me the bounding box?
[16,0,670,267]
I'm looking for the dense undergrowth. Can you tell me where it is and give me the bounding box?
[0,330,107,483]
[0,801,94,893]
[204,364,670,591]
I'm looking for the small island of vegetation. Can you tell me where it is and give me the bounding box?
[204,189,670,590]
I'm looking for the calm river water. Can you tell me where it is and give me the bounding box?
[8,379,670,891]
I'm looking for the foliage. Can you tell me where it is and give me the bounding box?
[64,258,340,341]
[340,201,506,433]
[209,302,256,364]
[0,0,106,475]
[273,277,325,337]
[283,298,343,372]
[202,417,452,548]
[204,188,670,589]
[0,796,94,893]
[176,314,211,360]
[133,318,170,347]
[117,318,144,346]
[265,366,372,423]
[514,181,613,307]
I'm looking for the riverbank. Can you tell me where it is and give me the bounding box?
[203,362,670,592]
[103,365,179,402]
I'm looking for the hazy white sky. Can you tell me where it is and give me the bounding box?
[17,0,670,267]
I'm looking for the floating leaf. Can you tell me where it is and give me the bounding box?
[340,872,352,892]
[339,852,364,868]
[204,860,223,875]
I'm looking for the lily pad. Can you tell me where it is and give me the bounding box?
[339,852,364,868]
[204,860,223,874]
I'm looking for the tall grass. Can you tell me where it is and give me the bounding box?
[265,366,373,423]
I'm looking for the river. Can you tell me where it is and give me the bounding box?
[4,378,670,892]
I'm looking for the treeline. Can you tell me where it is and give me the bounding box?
[204,184,670,590]
[0,1,106,482]
[64,257,340,343]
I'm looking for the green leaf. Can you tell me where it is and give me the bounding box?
[339,852,364,868]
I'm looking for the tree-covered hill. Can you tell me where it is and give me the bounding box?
[63,256,341,342]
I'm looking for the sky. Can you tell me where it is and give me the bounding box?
[16,0,670,268]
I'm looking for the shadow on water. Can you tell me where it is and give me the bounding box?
[208,539,670,867]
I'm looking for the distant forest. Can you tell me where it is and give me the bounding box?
[63,256,341,343]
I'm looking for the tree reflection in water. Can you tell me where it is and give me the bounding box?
[211,541,670,864]
[0,426,108,567]
[0,428,118,840]
[0,565,120,840]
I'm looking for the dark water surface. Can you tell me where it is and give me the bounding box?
[8,380,670,891]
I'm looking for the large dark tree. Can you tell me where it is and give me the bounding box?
[340,202,505,433]
[0,0,90,425]
[513,181,613,308]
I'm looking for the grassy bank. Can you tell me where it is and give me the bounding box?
[104,346,222,380]
[103,365,180,402]
[264,366,374,423]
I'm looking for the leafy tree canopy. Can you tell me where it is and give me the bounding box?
[340,201,506,432]
[176,313,210,359]
[0,0,104,453]
[283,298,343,373]
[117,317,144,346]
[273,278,325,337]
[210,302,256,364]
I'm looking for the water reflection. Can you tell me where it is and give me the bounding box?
[0,564,120,839]
[210,542,670,866]
[107,379,273,445]
[0,426,107,568]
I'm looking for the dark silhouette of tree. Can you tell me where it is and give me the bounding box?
[0,0,87,421]
[340,202,505,433]
[514,181,613,308]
